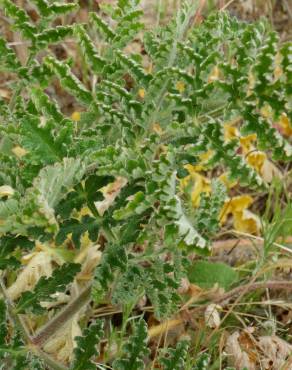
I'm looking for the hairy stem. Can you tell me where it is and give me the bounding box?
[214,280,292,305]
[32,284,92,347]
[0,276,31,343]
[0,276,68,370]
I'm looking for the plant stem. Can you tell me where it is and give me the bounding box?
[1,275,69,370]
[213,280,292,305]
[30,346,69,370]
[0,276,31,344]
[32,284,92,347]
[149,280,292,337]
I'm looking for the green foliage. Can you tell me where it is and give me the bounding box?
[159,340,189,370]
[0,0,37,40]
[71,321,104,370]
[113,319,149,370]
[0,0,291,368]
[188,261,239,290]
[0,299,7,346]
[31,0,78,17]
[16,263,81,314]
[193,180,226,240]
[193,353,211,370]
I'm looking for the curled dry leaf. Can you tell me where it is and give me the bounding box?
[204,303,222,329]
[220,195,261,235]
[94,177,127,216]
[12,145,28,158]
[76,244,102,285]
[261,158,283,183]
[7,251,53,301]
[0,185,14,198]
[40,292,70,309]
[180,167,211,207]
[41,244,101,361]
[43,315,82,364]
[177,277,191,294]
[225,331,257,370]
[233,209,261,235]
[258,335,292,370]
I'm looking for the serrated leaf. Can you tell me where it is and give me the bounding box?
[113,319,149,370]
[193,353,211,370]
[56,215,99,249]
[71,321,104,370]
[159,340,189,370]
[16,262,81,313]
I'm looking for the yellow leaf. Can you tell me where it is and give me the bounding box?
[0,185,14,198]
[220,195,253,224]
[78,207,92,217]
[218,173,237,189]
[246,151,266,173]
[274,52,283,80]
[224,124,239,142]
[12,145,27,158]
[247,71,256,96]
[176,81,185,93]
[199,149,214,162]
[183,150,213,172]
[260,104,273,119]
[208,65,221,83]
[151,122,163,135]
[233,209,261,235]
[71,111,81,122]
[278,113,292,136]
[138,88,145,99]
[180,169,211,207]
[239,134,257,154]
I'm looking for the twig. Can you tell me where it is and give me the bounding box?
[148,280,292,338]
[0,275,31,344]
[32,284,92,346]
[230,230,292,254]
[213,280,292,306]
[0,275,68,370]
[220,0,236,11]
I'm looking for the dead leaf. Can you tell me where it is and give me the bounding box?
[261,159,283,183]
[220,195,253,224]
[0,185,14,198]
[12,145,28,158]
[208,65,221,83]
[7,251,53,301]
[204,303,221,329]
[258,335,292,370]
[43,316,82,364]
[225,331,257,370]
[94,177,127,216]
[233,209,261,235]
[180,168,211,207]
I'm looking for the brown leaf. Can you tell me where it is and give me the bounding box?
[258,335,292,370]
[225,331,257,370]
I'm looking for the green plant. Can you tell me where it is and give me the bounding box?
[0,0,291,369]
